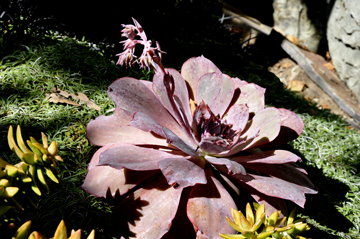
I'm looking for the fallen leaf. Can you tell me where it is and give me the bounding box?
[346,126,355,131]
[324,61,336,72]
[46,93,81,107]
[273,26,285,36]
[319,103,330,109]
[226,26,243,34]
[281,62,293,69]
[45,88,101,112]
[326,51,331,61]
[304,96,311,102]
[286,35,300,45]
[76,92,101,112]
[59,89,71,98]
[287,80,306,92]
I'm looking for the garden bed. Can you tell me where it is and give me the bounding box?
[0,4,359,238]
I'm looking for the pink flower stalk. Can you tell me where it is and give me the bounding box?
[116,18,164,71]
[82,18,317,238]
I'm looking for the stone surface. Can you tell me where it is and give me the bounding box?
[281,39,360,125]
[327,0,360,104]
[272,0,323,52]
[269,58,357,123]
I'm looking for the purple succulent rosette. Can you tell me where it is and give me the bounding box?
[82,18,317,238]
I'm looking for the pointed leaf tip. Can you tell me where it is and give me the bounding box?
[53,220,67,239]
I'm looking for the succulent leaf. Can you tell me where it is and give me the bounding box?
[187,171,237,237]
[276,225,294,232]
[220,233,247,239]
[98,143,186,170]
[14,221,94,239]
[28,231,48,239]
[196,71,234,117]
[0,178,9,187]
[240,216,252,231]
[250,212,265,232]
[41,132,48,149]
[253,229,275,239]
[34,154,44,166]
[22,153,37,165]
[231,208,241,226]
[255,204,265,223]
[28,165,41,196]
[31,142,48,155]
[27,140,42,157]
[17,162,32,183]
[36,167,49,194]
[83,19,315,237]
[8,126,25,160]
[114,174,182,238]
[287,207,296,225]
[53,220,67,239]
[16,125,32,154]
[158,157,207,189]
[2,186,19,198]
[5,164,18,177]
[246,203,255,225]
[86,230,95,239]
[44,167,59,183]
[226,216,243,232]
[13,220,32,239]
[268,211,279,227]
[47,141,58,156]
[0,205,14,216]
[274,216,287,227]
[68,229,81,239]
[42,154,50,164]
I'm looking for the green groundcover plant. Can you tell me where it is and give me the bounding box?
[82,18,317,238]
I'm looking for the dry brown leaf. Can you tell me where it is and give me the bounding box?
[59,89,71,98]
[226,26,243,34]
[46,88,101,112]
[286,35,300,45]
[324,61,336,72]
[287,80,306,92]
[326,51,331,61]
[76,92,101,112]
[319,103,330,109]
[281,62,293,69]
[346,126,355,130]
[304,96,311,102]
[45,93,81,106]
[273,26,286,36]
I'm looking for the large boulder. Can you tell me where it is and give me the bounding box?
[327,0,360,103]
[272,0,323,52]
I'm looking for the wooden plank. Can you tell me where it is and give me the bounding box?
[281,39,360,124]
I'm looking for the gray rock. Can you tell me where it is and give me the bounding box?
[327,0,360,103]
[273,0,323,52]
